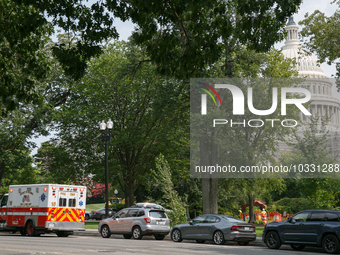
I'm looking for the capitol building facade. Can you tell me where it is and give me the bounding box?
[281,17,340,159]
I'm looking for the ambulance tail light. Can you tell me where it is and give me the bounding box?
[59,187,64,190]
[80,188,84,192]
[43,188,47,192]
[52,186,57,190]
[9,189,13,193]
[73,188,77,191]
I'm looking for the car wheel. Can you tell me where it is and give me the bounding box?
[26,221,37,237]
[213,230,225,245]
[238,242,249,246]
[265,231,281,249]
[290,244,305,250]
[154,234,165,240]
[132,226,142,240]
[101,225,111,238]
[85,214,89,221]
[171,229,183,242]
[123,234,132,239]
[196,240,206,243]
[322,234,340,254]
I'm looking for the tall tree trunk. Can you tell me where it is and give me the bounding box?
[124,172,135,207]
[202,178,218,214]
[248,193,255,223]
[201,133,219,214]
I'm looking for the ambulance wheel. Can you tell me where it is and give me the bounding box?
[26,221,37,237]
[57,231,69,237]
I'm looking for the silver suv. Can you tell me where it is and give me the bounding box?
[98,203,170,240]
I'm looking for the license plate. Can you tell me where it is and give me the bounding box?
[157,221,165,225]
[244,227,249,230]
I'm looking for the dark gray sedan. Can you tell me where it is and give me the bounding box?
[171,214,256,245]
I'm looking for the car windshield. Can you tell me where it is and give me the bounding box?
[221,216,246,223]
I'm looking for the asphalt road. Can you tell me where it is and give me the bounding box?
[0,232,330,255]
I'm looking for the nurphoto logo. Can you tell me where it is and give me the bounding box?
[199,83,311,116]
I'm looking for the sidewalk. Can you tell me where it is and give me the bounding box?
[73,229,265,246]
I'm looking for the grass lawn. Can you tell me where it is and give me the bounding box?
[255,226,264,237]
[85,221,100,229]
[86,203,105,212]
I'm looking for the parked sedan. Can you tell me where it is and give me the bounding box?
[90,208,116,220]
[263,209,340,254]
[171,214,256,245]
[85,211,90,220]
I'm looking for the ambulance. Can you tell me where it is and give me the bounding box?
[0,184,86,237]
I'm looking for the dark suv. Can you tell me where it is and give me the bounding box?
[262,209,340,254]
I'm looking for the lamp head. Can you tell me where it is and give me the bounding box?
[107,118,113,129]
[100,120,106,130]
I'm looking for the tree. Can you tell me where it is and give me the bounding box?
[34,141,80,184]
[299,1,340,90]
[110,0,302,213]
[150,154,187,225]
[280,116,339,209]
[192,48,301,220]
[1,0,117,114]
[52,41,188,207]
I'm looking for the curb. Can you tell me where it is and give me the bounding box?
[73,230,265,246]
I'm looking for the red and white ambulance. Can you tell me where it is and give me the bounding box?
[0,184,86,237]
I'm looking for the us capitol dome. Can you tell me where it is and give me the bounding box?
[281,17,340,157]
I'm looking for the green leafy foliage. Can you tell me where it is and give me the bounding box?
[34,141,78,184]
[52,41,187,207]
[1,0,117,114]
[110,0,302,79]
[267,197,313,214]
[300,2,340,89]
[150,154,187,226]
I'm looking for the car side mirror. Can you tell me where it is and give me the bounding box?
[287,217,292,222]
[189,221,193,225]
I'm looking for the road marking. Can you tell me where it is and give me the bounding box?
[0,248,77,255]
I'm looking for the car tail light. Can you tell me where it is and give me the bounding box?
[144,217,151,224]
[231,225,255,231]
[230,225,242,231]
[93,212,98,214]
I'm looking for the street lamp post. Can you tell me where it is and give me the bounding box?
[114,189,118,210]
[100,119,113,218]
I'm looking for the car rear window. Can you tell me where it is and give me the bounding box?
[326,212,340,222]
[149,210,167,218]
[309,212,325,221]
[137,210,145,217]
[221,216,246,223]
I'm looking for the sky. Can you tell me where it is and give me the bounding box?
[29,0,340,155]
